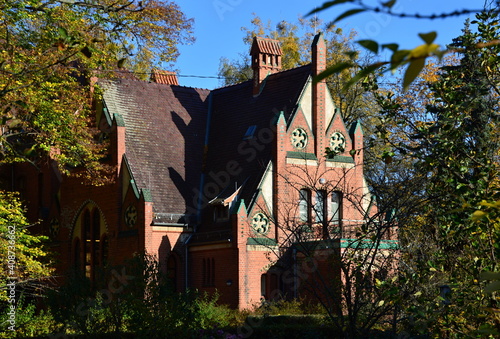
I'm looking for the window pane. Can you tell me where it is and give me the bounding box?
[299,189,309,222]
[331,192,341,224]
[315,191,326,223]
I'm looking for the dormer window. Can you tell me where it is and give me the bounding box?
[243,125,257,140]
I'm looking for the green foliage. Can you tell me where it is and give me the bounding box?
[252,298,325,316]
[0,297,61,338]
[373,9,500,337]
[46,254,242,337]
[0,191,53,302]
[0,1,193,181]
[308,1,495,90]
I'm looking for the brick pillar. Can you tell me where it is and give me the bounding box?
[273,111,286,240]
[312,33,327,159]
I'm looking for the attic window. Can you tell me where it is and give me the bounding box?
[243,125,257,140]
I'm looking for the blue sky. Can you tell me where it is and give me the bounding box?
[175,0,484,89]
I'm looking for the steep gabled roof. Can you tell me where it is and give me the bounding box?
[100,78,210,224]
[202,65,312,221]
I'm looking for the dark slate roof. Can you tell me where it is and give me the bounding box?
[201,65,312,227]
[100,78,210,223]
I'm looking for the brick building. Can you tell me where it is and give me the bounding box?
[4,33,390,309]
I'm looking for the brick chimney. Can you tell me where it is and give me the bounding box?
[150,69,179,85]
[250,37,282,96]
[311,33,326,157]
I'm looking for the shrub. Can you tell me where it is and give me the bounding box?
[0,297,61,338]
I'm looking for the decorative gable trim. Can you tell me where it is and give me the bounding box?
[349,120,363,136]
[113,113,125,127]
[121,154,140,200]
[236,199,248,216]
[256,161,273,216]
[325,108,350,138]
[288,79,313,132]
[102,102,113,127]
[141,189,153,202]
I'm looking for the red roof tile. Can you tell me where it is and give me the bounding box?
[250,37,283,56]
[150,69,179,85]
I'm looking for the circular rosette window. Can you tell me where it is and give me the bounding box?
[291,128,308,149]
[251,212,270,235]
[330,132,346,153]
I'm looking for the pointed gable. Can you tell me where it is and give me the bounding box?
[202,65,311,221]
[100,78,210,224]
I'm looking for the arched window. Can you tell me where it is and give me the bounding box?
[330,192,342,226]
[261,274,267,299]
[315,190,327,223]
[299,189,311,223]
[92,210,101,270]
[83,210,91,278]
[76,205,107,281]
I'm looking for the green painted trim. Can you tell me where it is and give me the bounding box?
[102,103,112,126]
[326,155,355,163]
[294,239,399,251]
[247,237,277,246]
[122,155,140,200]
[141,188,153,202]
[287,151,317,160]
[340,239,399,249]
[349,120,363,136]
[236,199,247,215]
[114,113,125,127]
[129,179,140,199]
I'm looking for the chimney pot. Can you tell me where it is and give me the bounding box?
[250,37,282,96]
[150,69,179,85]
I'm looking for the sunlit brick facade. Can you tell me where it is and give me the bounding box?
[2,34,393,309]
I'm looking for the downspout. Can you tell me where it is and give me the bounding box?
[185,92,214,290]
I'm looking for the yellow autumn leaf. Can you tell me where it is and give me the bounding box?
[471,210,487,222]
[409,43,440,59]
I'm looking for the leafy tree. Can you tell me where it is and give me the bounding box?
[375,10,500,336]
[0,0,193,181]
[0,191,53,302]
[47,254,236,337]
[309,0,500,90]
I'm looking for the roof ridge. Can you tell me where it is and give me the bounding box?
[213,64,312,93]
